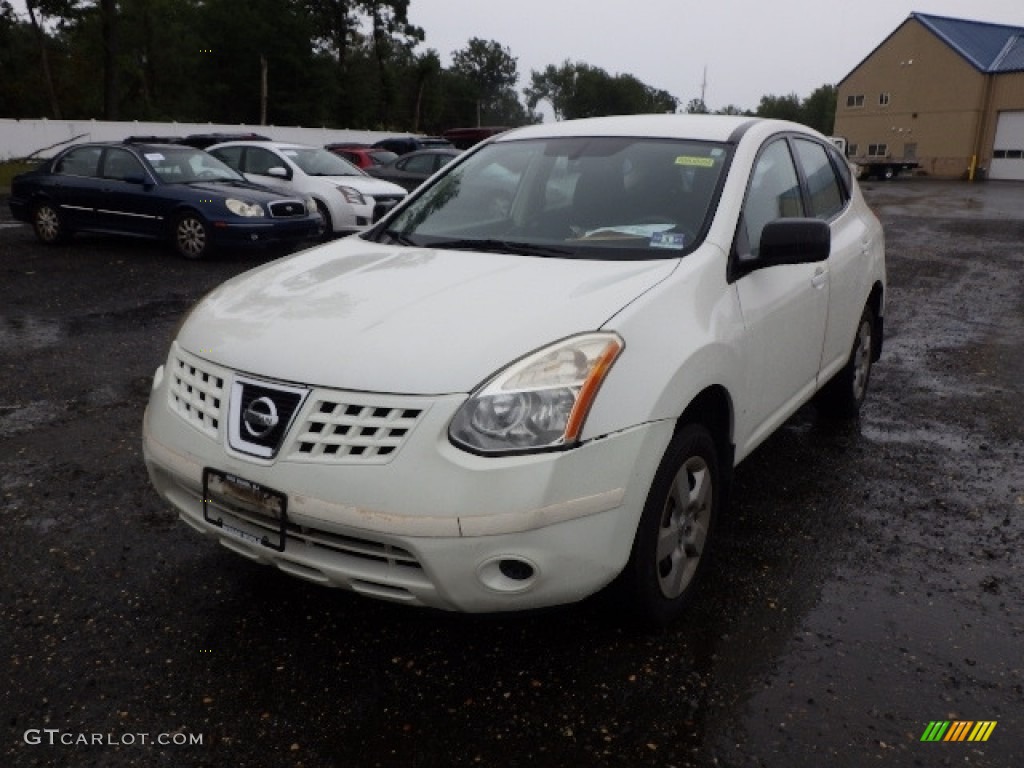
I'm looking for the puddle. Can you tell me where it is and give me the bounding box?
[0,400,58,437]
[0,297,192,353]
[0,316,62,350]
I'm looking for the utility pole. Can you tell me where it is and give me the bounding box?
[260,55,268,125]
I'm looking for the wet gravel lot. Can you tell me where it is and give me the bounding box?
[2,179,1022,767]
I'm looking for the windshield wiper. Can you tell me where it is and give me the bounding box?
[380,229,419,246]
[423,238,573,257]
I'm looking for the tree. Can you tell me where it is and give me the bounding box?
[800,84,837,135]
[685,98,708,114]
[23,0,77,118]
[450,38,519,125]
[526,61,677,120]
[755,92,802,122]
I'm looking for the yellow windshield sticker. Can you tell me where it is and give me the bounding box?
[675,156,715,167]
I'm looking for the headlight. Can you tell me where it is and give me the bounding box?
[225,198,265,217]
[337,185,367,205]
[449,333,624,455]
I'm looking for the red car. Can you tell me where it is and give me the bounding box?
[325,144,398,170]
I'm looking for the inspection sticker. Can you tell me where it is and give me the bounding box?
[144,153,165,161]
[650,231,686,250]
[675,156,715,167]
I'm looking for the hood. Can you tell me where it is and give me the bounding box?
[178,239,677,395]
[324,175,407,197]
[188,179,297,202]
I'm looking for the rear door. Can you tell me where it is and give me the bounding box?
[49,147,104,228]
[790,138,868,382]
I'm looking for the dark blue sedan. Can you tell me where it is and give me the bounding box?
[8,142,322,259]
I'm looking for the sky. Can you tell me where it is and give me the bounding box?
[407,0,1024,114]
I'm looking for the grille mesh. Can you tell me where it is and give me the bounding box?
[268,200,309,218]
[168,353,225,438]
[286,398,424,463]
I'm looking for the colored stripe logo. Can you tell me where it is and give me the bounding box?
[920,721,997,742]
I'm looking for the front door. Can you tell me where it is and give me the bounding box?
[733,138,829,453]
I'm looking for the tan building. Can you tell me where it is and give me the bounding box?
[834,12,1024,180]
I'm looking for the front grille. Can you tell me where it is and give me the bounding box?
[288,524,422,570]
[372,195,404,222]
[228,377,308,459]
[285,395,426,464]
[168,352,225,439]
[269,199,308,218]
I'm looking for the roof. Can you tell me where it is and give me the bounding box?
[495,114,766,144]
[913,12,1024,73]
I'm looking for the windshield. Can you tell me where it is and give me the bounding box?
[283,147,364,177]
[144,147,245,183]
[376,136,729,259]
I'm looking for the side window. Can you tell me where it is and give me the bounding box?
[55,147,102,177]
[210,146,243,171]
[828,144,853,194]
[739,140,804,258]
[101,148,145,182]
[245,147,284,176]
[401,154,435,175]
[793,139,846,220]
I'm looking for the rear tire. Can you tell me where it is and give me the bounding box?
[624,423,720,627]
[816,304,875,418]
[32,202,68,244]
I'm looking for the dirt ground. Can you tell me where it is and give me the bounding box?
[1,179,1022,767]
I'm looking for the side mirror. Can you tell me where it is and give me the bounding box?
[758,218,830,265]
[266,166,289,179]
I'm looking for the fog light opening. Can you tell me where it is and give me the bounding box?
[478,556,540,594]
[498,558,535,582]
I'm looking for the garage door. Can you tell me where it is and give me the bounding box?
[990,111,1024,181]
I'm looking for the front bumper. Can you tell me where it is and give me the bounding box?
[208,217,320,248]
[142,346,673,612]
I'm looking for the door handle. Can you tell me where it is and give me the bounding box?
[812,267,828,290]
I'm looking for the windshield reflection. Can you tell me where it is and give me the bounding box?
[377,137,729,260]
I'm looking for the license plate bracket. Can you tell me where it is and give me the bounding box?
[202,469,288,552]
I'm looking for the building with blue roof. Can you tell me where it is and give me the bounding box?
[834,12,1024,180]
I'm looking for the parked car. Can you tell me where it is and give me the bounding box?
[372,136,453,156]
[442,126,509,149]
[208,141,407,236]
[7,142,320,259]
[122,132,272,149]
[325,145,399,170]
[143,115,885,625]
[365,148,461,192]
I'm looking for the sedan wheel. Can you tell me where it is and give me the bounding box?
[174,213,209,260]
[816,304,875,418]
[33,202,67,244]
[625,424,719,626]
[315,202,333,240]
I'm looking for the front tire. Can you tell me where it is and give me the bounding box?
[315,201,333,240]
[32,202,68,244]
[174,212,209,260]
[816,304,875,418]
[624,424,720,627]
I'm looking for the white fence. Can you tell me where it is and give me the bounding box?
[0,118,409,161]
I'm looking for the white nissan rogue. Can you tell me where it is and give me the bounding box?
[143,115,886,625]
